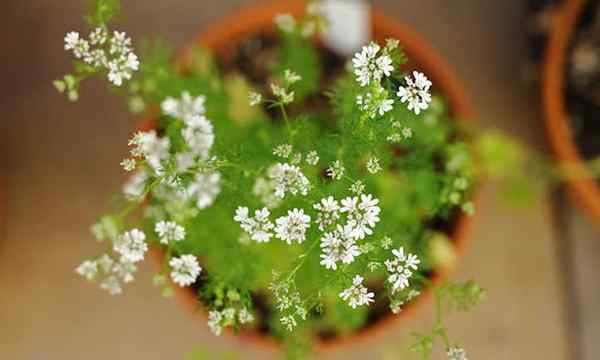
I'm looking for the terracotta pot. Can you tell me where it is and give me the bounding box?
[149,0,476,352]
[542,0,600,224]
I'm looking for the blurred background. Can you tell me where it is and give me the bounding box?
[1,0,598,359]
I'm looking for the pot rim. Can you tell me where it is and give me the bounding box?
[147,0,477,352]
[542,0,600,224]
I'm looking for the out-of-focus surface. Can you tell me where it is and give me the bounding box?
[0,0,596,359]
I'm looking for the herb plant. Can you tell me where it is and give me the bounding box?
[60,1,483,358]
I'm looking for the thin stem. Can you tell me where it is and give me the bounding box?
[286,238,320,282]
[434,287,450,348]
[279,102,291,136]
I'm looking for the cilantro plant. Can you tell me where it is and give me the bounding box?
[61,1,483,358]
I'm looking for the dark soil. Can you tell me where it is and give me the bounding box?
[565,0,600,161]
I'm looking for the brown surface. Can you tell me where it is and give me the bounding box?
[0,0,589,359]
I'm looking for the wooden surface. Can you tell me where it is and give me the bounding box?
[1,0,596,359]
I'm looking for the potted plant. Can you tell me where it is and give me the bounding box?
[542,0,600,223]
[56,0,484,358]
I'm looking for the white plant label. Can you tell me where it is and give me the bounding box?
[322,0,371,56]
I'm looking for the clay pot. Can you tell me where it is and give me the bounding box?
[150,0,476,351]
[542,0,600,224]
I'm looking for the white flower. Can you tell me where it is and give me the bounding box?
[84,49,108,67]
[271,84,294,104]
[275,208,311,244]
[367,261,381,272]
[161,92,207,124]
[181,117,215,159]
[284,69,302,84]
[378,98,394,116]
[234,207,275,243]
[349,180,365,194]
[248,91,263,106]
[384,247,420,293]
[107,52,139,86]
[273,144,293,158]
[112,259,137,283]
[320,224,360,270]
[376,55,394,77]
[110,31,132,55]
[397,71,432,115]
[97,254,114,273]
[305,150,319,165]
[113,229,147,263]
[187,171,221,209]
[280,314,297,331]
[100,275,122,295]
[291,153,302,165]
[120,158,136,172]
[169,254,202,287]
[381,236,393,250]
[366,156,382,174]
[313,196,340,231]
[356,87,395,118]
[238,308,255,324]
[339,275,375,308]
[64,31,90,59]
[75,260,98,280]
[155,221,186,244]
[208,310,223,335]
[122,170,147,199]
[267,163,310,198]
[275,14,296,33]
[447,347,468,360]
[128,130,170,172]
[64,31,80,50]
[253,177,282,209]
[89,27,107,45]
[340,194,381,239]
[402,127,413,138]
[352,43,394,87]
[326,160,345,180]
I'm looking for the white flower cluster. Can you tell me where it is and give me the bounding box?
[316,194,381,270]
[127,130,171,174]
[114,228,148,263]
[352,41,432,116]
[326,160,345,180]
[352,43,394,87]
[253,177,283,209]
[161,92,215,162]
[320,224,360,270]
[234,207,275,243]
[447,347,468,360]
[270,274,307,332]
[384,247,420,293]
[313,196,341,231]
[155,220,186,245]
[121,92,221,211]
[207,307,255,336]
[64,29,139,86]
[274,1,323,38]
[169,254,201,287]
[387,120,413,143]
[235,207,312,245]
[76,229,148,295]
[339,275,375,309]
[356,85,395,119]
[267,162,310,199]
[366,156,382,174]
[397,71,432,115]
